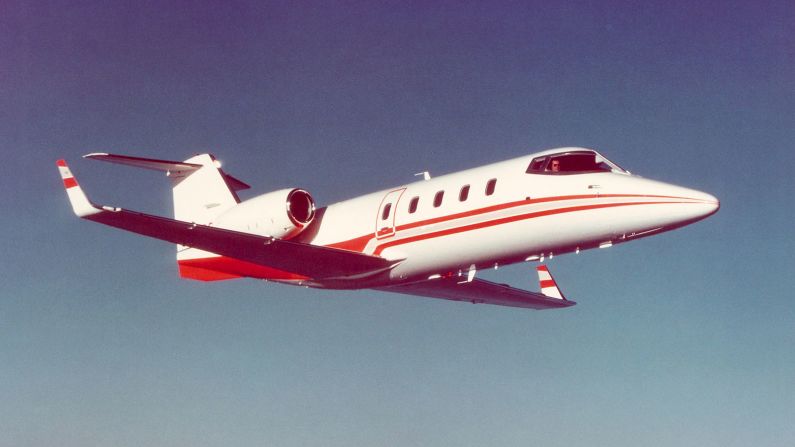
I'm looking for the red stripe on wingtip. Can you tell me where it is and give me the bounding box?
[63,177,78,188]
[56,159,67,167]
[540,279,557,288]
[537,265,549,272]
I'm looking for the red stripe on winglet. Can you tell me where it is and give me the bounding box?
[537,265,549,272]
[56,159,67,167]
[540,279,557,288]
[63,177,78,188]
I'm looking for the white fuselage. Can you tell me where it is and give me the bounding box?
[60,147,719,292]
[58,148,720,308]
[298,147,718,288]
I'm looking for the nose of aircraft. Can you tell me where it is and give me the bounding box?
[621,176,719,229]
[692,190,720,220]
[657,182,720,226]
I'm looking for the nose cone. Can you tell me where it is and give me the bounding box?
[650,181,720,227]
[698,191,720,216]
[692,194,720,223]
[672,186,719,223]
[616,176,719,232]
[680,187,719,206]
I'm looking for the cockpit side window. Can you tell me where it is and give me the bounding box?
[526,151,624,175]
[527,157,547,172]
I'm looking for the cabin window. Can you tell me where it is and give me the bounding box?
[459,185,470,202]
[408,196,419,214]
[485,178,497,196]
[381,203,392,220]
[434,191,444,207]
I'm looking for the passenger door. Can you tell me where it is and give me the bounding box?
[375,188,406,239]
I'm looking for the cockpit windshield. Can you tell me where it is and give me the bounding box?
[525,150,628,175]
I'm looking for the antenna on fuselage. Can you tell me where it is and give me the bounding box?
[414,171,431,180]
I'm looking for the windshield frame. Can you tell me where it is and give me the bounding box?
[525,150,629,175]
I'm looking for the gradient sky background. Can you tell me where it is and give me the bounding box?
[2,1,794,446]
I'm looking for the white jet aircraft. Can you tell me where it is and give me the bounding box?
[57,148,718,310]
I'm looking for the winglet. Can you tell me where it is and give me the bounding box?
[536,265,566,300]
[56,159,101,217]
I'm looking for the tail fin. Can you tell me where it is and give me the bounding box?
[84,153,249,224]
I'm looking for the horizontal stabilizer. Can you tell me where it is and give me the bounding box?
[84,153,201,173]
[84,152,250,191]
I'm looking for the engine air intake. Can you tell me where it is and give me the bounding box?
[287,189,315,224]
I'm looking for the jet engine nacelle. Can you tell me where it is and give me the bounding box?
[213,188,316,239]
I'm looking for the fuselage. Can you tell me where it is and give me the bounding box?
[285,147,719,288]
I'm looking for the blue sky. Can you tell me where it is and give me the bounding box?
[2,1,794,445]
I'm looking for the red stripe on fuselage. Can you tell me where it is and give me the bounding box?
[183,195,705,282]
[394,193,707,234]
[325,234,373,252]
[372,200,684,255]
[326,194,709,255]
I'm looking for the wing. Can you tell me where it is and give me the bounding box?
[57,160,394,280]
[376,272,576,310]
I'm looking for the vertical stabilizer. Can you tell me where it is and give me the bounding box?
[171,154,241,224]
[168,154,249,271]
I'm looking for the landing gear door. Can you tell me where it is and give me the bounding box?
[375,188,406,240]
